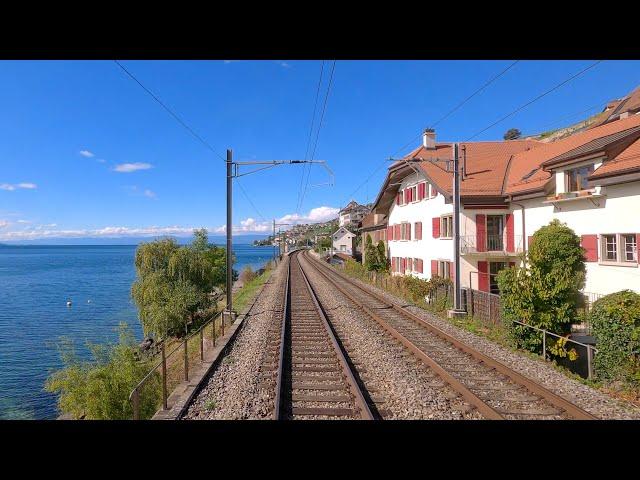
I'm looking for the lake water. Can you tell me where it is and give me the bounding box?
[0,243,276,419]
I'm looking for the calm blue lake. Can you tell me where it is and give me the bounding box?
[0,243,275,419]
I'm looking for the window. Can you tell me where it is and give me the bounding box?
[340,245,346,251]
[602,234,617,261]
[565,164,594,192]
[428,184,436,199]
[406,257,412,272]
[486,215,504,251]
[623,234,637,262]
[600,234,638,264]
[438,261,451,279]
[396,190,404,206]
[400,222,411,241]
[409,185,417,203]
[440,215,453,238]
[489,262,507,294]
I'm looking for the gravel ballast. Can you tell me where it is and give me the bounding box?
[183,259,287,420]
[299,253,482,419]
[319,258,640,420]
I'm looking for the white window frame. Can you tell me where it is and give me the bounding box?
[397,190,405,206]
[428,184,436,199]
[409,185,418,203]
[440,215,453,239]
[599,233,638,266]
[400,222,411,241]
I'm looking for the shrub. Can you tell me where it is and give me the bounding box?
[497,220,585,353]
[239,266,257,283]
[590,290,640,385]
[45,323,161,420]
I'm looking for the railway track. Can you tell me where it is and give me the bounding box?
[271,251,374,420]
[302,250,596,420]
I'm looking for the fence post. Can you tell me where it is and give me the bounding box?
[132,389,140,420]
[587,345,593,380]
[470,288,474,317]
[212,316,217,347]
[542,330,546,361]
[161,343,168,410]
[200,328,204,361]
[183,339,189,382]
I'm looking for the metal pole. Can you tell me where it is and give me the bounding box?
[161,343,168,410]
[225,148,233,335]
[452,143,463,312]
[542,331,546,360]
[587,345,593,379]
[183,339,189,382]
[273,219,276,264]
[132,389,140,420]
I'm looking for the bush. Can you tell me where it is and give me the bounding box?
[590,290,640,385]
[45,323,161,420]
[239,266,257,283]
[497,220,585,353]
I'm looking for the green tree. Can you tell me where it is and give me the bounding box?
[364,234,377,271]
[590,290,640,385]
[503,128,522,140]
[131,229,231,339]
[497,219,586,352]
[376,240,388,272]
[45,323,161,420]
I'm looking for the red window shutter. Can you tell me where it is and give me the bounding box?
[396,193,401,206]
[506,213,514,252]
[477,261,489,292]
[417,259,423,273]
[637,234,640,263]
[449,262,455,282]
[415,222,422,240]
[395,224,401,240]
[476,214,486,252]
[431,260,438,276]
[432,217,440,238]
[407,223,411,241]
[417,183,424,200]
[401,258,406,272]
[388,226,393,241]
[581,235,598,262]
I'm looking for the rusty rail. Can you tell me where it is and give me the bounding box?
[305,250,597,420]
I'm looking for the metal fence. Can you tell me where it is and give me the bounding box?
[129,309,236,420]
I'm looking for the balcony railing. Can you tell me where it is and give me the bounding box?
[460,234,523,255]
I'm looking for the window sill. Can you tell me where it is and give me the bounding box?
[440,236,453,240]
[597,261,638,268]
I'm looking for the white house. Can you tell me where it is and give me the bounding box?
[370,109,640,298]
[332,226,356,255]
[373,129,537,294]
[339,200,370,227]
[505,113,640,296]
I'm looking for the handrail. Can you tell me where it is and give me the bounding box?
[129,309,223,419]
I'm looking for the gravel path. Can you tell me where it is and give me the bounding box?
[183,258,287,420]
[320,258,640,420]
[300,253,482,419]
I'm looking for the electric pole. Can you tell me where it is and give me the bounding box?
[449,143,465,317]
[223,155,332,333]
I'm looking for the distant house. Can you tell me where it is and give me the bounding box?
[339,200,370,227]
[332,227,356,255]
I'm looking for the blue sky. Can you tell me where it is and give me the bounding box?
[1,60,640,242]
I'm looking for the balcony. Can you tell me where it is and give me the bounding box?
[460,234,523,256]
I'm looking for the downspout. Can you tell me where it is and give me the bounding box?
[510,201,527,263]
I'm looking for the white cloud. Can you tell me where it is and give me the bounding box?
[113,163,153,173]
[144,189,157,199]
[0,220,8,228]
[1,182,37,191]
[79,150,95,158]
[97,158,106,163]
[214,206,339,235]
[17,220,31,224]
[0,225,199,241]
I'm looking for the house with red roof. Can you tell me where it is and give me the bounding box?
[369,104,640,297]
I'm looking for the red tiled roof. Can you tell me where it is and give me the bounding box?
[590,136,640,179]
[505,114,640,195]
[399,140,539,197]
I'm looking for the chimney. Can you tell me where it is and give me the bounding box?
[423,128,436,150]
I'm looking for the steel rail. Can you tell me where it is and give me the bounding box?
[280,251,373,420]
[273,256,290,420]
[304,251,597,420]
[295,253,374,420]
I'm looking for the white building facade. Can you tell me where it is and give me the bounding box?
[332,227,356,255]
